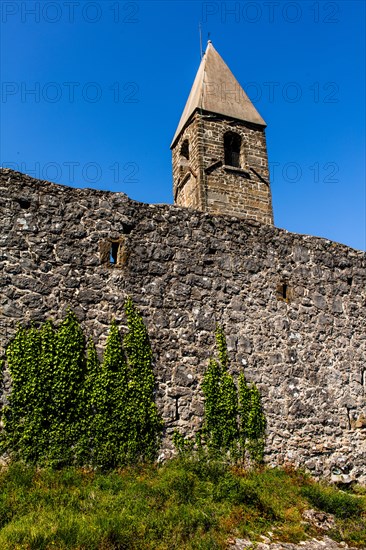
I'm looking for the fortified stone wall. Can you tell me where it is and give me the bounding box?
[0,168,365,481]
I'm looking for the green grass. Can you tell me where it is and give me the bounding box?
[0,459,365,549]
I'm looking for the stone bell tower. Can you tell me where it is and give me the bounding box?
[171,41,274,225]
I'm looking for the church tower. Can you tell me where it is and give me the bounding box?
[171,42,274,225]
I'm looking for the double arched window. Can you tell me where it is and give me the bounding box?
[224,131,241,168]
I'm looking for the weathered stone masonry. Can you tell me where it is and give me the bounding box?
[172,112,273,224]
[0,168,365,481]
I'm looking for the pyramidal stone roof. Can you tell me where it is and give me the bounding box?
[171,41,266,148]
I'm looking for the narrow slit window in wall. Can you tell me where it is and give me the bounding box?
[276,281,290,302]
[282,283,288,300]
[110,242,119,265]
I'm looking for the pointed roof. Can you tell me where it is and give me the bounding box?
[171,41,266,148]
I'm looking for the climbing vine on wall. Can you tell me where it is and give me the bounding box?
[201,326,239,454]
[0,299,162,468]
[175,325,266,463]
[243,380,266,463]
[91,298,162,468]
[202,325,266,462]
[122,297,163,463]
[1,314,87,467]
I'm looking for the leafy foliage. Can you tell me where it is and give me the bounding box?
[0,300,162,468]
[195,325,266,463]
[91,319,129,467]
[1,318,74,466]
[122,297,162,462]
[201,328,239,453]
[76,338,100,464]
[92,299,162,468]
[50,310,86,466]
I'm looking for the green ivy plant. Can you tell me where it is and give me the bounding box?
[0,299,162,468]
[175,325,266,464]
[122,297,163,463]
[76,337,100,465]
[201,326,238,455]
[245,382,266,463]
[91,298,162,468]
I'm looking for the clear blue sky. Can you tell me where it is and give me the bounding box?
[1,0,365,250]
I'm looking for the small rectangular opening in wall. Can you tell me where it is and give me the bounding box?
[282,283,288,300]
[110,242,119,265]
[347,277,353,286]
[276,281,290,302]
[99,238,127,267]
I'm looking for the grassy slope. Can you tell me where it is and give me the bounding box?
[0,459,365,550]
